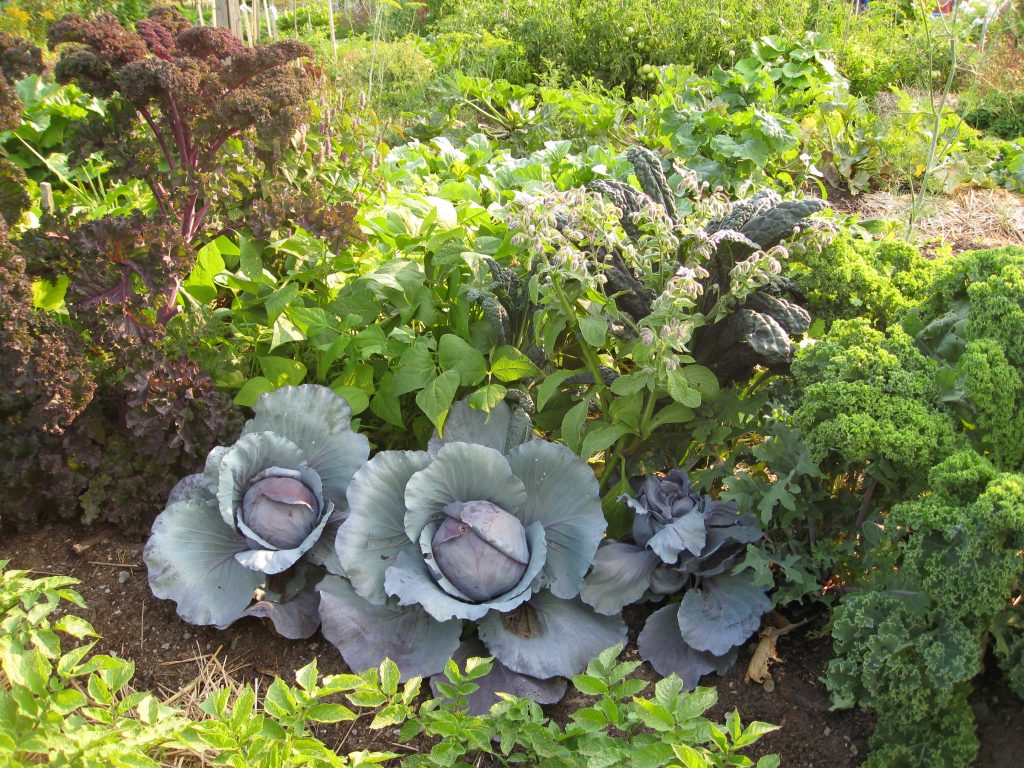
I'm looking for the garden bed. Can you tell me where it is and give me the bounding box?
[5,522,1021,767]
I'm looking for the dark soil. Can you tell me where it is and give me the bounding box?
[4,522,1023,767]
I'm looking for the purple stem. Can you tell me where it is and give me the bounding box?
[146,178,170,217]
[189,199,213,241]
[157,278,181,326]
[181,192,198,240]
[138,107,176,171]
[166,93,192,173]
[199,130,242,168]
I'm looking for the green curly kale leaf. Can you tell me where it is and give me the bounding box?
[954,339,1024,467]
[911,246,1024,470]
[786,233,939,330]
[792,319,958,482]
[828,471,1024,768]
[920,247,1024,365]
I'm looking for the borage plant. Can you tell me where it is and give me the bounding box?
[318,398,626,712]
[144,385,368,636]
[581,470,770,688]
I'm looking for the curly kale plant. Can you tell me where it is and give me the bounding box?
[318,399,624,712]
[910,246,1024,469]
[2,10,359,532]
[792,318,959,489]
[145,385,368,635]
[826,462,1024,768]
[580,471,768,688]
[785,232,939,330]
[48,7,314,248]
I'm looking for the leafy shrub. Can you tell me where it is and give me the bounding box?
[426,0,848,88]
[639,35,850,196]
[426,30,531,83]
[831,0,947,97]
[961,85,1024,140]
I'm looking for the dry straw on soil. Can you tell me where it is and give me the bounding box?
[850,186,1024,248]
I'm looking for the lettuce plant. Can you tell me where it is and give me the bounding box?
[318,399,625,711]
[144,385,368,635]
[581,471,768,688]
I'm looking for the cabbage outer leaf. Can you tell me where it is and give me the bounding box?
[637,603,738,689]
[317,574,462,681]
[245,586,320,639]
[385,523,546,622]
[504,440,606,599]
[580,541,661,615]
[427,400,529,456]
[144,495,263,629]
[166,473,207,506]
[242,385,370,511]
[337,450,431,602]
[403,442,528,542]
[477,592,627,680]
[676,572,771,656]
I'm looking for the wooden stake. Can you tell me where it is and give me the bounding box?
[263,0,274,38]
[214,0,242,38]
[326,0,337,60]
[251,0,260,44]
[39,182,54,214]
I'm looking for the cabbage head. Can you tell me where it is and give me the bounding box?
[144,385,369,634]
[581,470,769,688]
[318,399,625,710]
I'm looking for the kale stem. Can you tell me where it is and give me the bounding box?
[137,107,176,171]
[855,477,879,531]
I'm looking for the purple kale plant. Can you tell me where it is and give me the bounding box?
[0,9,341,531]
[45,7,318,320]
